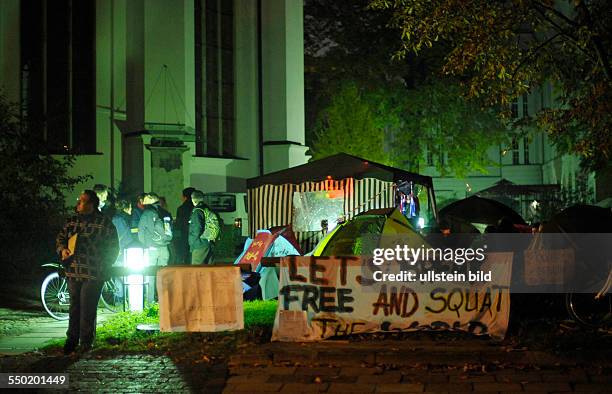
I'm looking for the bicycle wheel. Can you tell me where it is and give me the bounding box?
[100,279,123,313]
[41,272,70,320]
[566,292,612,329]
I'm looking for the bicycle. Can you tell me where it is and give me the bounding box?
[41,263,123,320]
[565,266,612,329]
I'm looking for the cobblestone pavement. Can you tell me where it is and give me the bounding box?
[1,353,227,393]
[0,338,610,392]
[224,339,612,393]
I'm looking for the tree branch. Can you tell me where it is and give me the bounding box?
[511,31,562,81]
[532,1,579,27]
[576,1,611,80]
[532,6,598,64]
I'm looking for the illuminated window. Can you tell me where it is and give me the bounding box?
[510,99,519,119]
[522,93,529,117]
[511,138,519,165]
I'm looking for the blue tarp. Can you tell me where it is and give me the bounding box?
[234,230,300,300]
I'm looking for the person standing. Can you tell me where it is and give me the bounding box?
[130,193,146,241]
[173,187,195,264]
[56,190,118,355]
[138,192,173,265]
[189,190,220,264]
[93,184,115,218]
[110,199,133,303]
[138,192,173,303]
[112,199,135,253]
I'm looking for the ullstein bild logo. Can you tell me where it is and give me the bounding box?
[371,269,492,283]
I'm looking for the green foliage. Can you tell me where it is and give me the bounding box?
[305,0,511,177]
[304,0,445,145]
[0,92,91,276]
[309,82,390,164]
[242,299,278,328]
[396,80,510,177]
[43,300,280,352]
[95,305,163,345]
[309,80,509,178]
[370,0,612,170]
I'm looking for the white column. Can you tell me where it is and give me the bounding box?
[261,0,309,173]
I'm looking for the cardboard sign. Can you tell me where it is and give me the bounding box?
[272,255,512,341]
[238,231,280,271]
[524,248,575,286]
[157,266,243,332]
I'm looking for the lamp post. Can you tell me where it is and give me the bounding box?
[124,247,148,312]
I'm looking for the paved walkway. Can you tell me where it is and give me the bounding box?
[223,339,612,393]
[0,309,113,355]
[1,336,609,392]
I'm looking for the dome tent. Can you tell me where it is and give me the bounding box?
[312,207,430,257]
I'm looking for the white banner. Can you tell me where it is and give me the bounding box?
[272,254,512,341]
[157,266,243,332]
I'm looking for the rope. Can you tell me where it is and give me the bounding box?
[168,69,195,126]
[337,183,397,222]
[163,66,167,125]
[145,66,165,111]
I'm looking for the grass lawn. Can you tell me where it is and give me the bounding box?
[43,299,278,353]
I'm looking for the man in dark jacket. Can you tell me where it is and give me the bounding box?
[130,193,146,241]
[138,193,173,304]
[94,184,115,218]
[56,190,118,354]
[173,187,195,264]
[138,192,173,265]
[112,199,135,253]
[189,190,220,264]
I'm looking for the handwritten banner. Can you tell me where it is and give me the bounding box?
[158,266,243,332]
[272,254,512,341]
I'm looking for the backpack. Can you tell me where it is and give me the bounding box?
[151,208,173,247]
[194,206,223,242]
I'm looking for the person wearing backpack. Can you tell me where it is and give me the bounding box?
[138,192,173,265]
[188,190,221,264]
[138,192,173,303]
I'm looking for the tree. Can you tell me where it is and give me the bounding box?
[394,80,510,177]
[0,93,90,276]
[305,0,510,177]
[309,80,509,178]
[304,0,446,145]
[370,0,611,170]
[309,81,390,164]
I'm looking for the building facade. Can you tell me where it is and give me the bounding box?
[0,0,309,215]
[423,82,600,221]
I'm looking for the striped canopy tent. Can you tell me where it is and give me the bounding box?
[246,153,437,253]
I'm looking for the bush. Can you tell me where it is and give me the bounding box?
[0,93,90,278]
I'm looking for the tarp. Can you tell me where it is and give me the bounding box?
[272,255,513,341]
[549,204,612,233]
[157,266,243,332]
[247,153,434,189]
[477,178,560,197]
[440,196,525,226]
[234,228,301,300]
